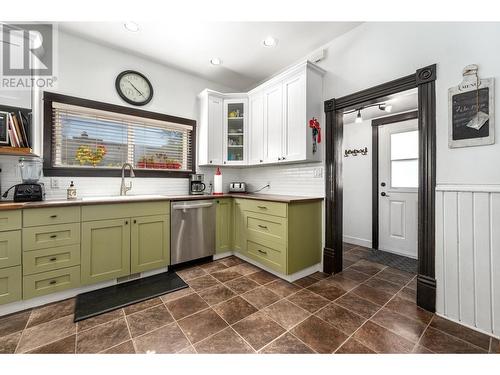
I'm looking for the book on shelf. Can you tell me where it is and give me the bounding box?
[5,112,30,149]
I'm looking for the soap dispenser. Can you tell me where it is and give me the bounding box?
[67,181,77,200]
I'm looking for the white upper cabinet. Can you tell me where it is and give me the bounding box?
[198,61,325,167]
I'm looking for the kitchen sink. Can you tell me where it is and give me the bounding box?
[81,194,167,202]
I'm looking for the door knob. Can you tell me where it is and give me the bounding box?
[381,182,386,187]
[381,192,390,197]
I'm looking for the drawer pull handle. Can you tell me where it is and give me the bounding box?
[258,225,268,229]
[258,249,267,255]
[257,206,267,209]
[50,215,58,218]
[49,257,57,262]
[50,234,57,238]
[49,280,57,285]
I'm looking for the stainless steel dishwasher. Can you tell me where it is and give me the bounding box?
[170,200,216,265]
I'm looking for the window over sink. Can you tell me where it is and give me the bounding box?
[43,92,195,177]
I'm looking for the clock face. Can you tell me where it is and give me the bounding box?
[116,71,153,106]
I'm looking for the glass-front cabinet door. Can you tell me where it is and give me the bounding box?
[223,98,247,165]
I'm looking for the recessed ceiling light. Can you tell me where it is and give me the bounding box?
[124,21,140,32]
[210,57,222,65]
[263,36,278,47]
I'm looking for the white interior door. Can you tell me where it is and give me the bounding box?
[378,119,418,258]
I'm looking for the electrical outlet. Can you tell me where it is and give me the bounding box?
[313,168,323,178]
[50,177,60,189]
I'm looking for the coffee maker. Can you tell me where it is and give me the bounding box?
[2,157,45,202]
[189,174,206,195]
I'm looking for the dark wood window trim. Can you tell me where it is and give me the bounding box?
[371,110,419,250]
[324,65,437,312]
[43,91,196,178]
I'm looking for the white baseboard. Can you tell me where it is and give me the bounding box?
[378,247,418,259]
[0,266,169,317]
[343,235,372,248]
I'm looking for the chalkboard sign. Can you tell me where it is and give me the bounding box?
[448,65,495,148]
[0,111,8,145]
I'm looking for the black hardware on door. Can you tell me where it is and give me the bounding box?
[381,182,386,187]
[381,192,388,197]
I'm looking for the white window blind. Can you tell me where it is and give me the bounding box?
[51,102,193,172]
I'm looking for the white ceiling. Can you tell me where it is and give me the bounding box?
[58,22,361,90]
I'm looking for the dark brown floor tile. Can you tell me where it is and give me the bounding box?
[262,300,310,329]
[266,279,300,298]
[0,331,22,354]
[343,242,359,251]
[353,321,414,353]
[371,308,426,342]
[430,316,491,350]
[76,318,130,354]
[28,334,76,354]
[102,340,136,354]
[413,345,434,353]
[126,305,174,337]
[17,315,76,353]
[349,259,386,276]
[165,293,209,320]
[419,327,486,353]
[194,327,254,354]
[310,271,330,280]
[211,268,243,283]
[27,298,75,328]
[0,310,31,338]
[198,284,235,306]
[123,297,162,315]
[307,279,347,301]
[246,270,278,285]
[385,296,434,325]
[338,268,371,283]
[260,332,314,354]
[364,278,402,295]
[291,316,348,353]
[287,289,330,313]
[407,277,417,291]
[177,308,228,344]
[176,266,207,281]
[490,338,500,353]
[160,287,194,303]
[352,284,393,306]
[343,259,356,268]
[179,345,196,354]
[397,287,416,302]
[134,322,190,353]
[213,296,258,325]
[336,338,375,354]
[225,276,260,294]
[375,268,414,285]
[316,303,366,335]
[293,276,319,288]
[218,256,245,268]
[335,293,381,318]
[233,312,285,351]
[187,274,220,291]
[242,286,281,309]
[329,274,362,291]
[347,247,372,261]
[229,262,261,276]
[77,309,124,332]
[344,252,364,263]
[199,261,228,274]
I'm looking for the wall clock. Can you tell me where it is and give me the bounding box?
[115,70,154,106]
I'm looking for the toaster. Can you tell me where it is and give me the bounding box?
[229,182,247,193]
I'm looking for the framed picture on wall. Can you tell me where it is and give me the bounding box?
[0,111,9,145]
[448,64,495,148]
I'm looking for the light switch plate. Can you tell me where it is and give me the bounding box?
[313,168,323,178]
[50,177,59,189]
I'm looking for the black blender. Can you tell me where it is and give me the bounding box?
[2,157,45,201]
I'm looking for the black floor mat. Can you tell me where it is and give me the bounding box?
[74,271,187,322]
[365,249,417,274]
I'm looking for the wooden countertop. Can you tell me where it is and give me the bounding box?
[0,193,323,210]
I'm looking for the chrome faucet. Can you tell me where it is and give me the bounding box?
[120,163,135,196]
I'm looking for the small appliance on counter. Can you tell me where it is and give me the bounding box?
[189,174,206,195]
[1,157,45,202]
[229,182,247,193]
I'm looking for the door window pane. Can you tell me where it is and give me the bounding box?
[391,159,418,188]
[391,130,418,160]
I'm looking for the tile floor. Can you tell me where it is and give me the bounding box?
[0,244,499,354]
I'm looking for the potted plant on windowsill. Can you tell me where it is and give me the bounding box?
[137,154,182,170]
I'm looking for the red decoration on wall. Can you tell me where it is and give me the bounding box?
[309,117,321,153]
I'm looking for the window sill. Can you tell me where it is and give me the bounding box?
[43,167,192,178]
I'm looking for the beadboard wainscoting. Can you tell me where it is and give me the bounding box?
[436,185,500,337]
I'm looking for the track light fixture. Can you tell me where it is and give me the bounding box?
[355,109,363,123]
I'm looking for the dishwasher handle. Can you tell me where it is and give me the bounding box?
[172,202,214,210]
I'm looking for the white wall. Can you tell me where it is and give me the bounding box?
[0,31,234,199]
[342,119,372,247]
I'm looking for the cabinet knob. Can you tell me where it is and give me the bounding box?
[282,156,286,160]
[125,220,129,225]
[133,219,137,224]
[278,157,281,161]
[210,160,212,163]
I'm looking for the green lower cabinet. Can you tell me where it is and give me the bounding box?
[81,218,131,285]
[0,230,21,269]
[232,199,245,253]
[0,266,22,305]
[23,266,80,299]
[216,199,233,253]
[131,215,170,274]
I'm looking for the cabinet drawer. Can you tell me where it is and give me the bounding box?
[23,223,80,251]
[0,266,22,305]
[0,230,21,269]
[23,266,80,299]
[23,206,81,227]
[23,245,80,276]
[246,240,286,274]
[81,201,170,222]
[0,210,22,231]
[245,213,286,245]
[242,200,287,218]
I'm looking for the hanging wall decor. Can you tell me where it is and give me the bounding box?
[344,147,368,157]
[448,64,495,148]
[309,117,321,153]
